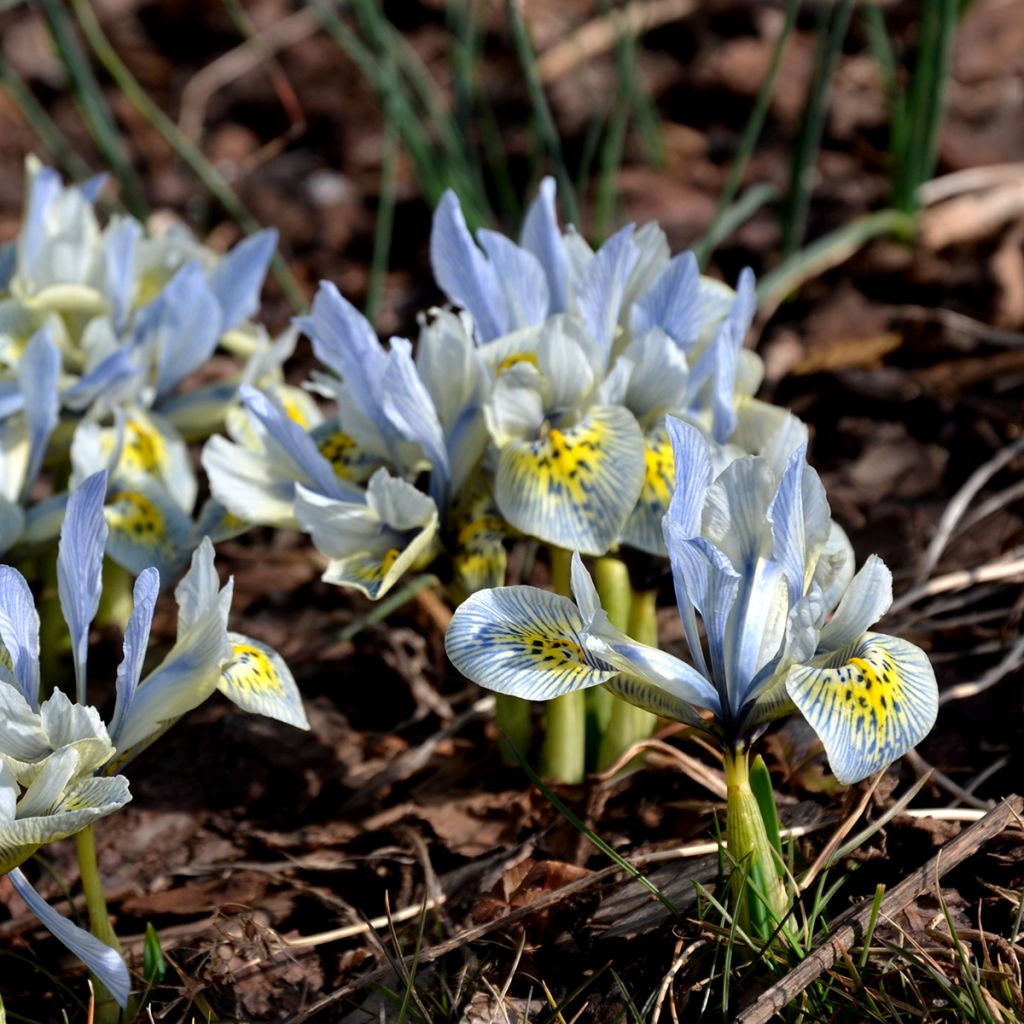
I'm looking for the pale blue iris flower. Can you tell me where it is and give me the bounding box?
[446,415,938,786]
[430,181,790,558]
[203,283,495,599]
[0,161,278,576]
[203,376,445,599]
[0,469,307,1005]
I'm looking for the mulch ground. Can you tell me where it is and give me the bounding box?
[0,1,1022,1019]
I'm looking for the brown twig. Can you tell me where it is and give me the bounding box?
[178,7,318,142]
[734,795,1024,1024]
[889,549,1024,614]
[536,0,697,84]
[916,436,1024,584]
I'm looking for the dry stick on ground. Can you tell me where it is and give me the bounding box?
[938,631,1024,706]
[889,549,1024,614]
[536,0,696,83]
[890,305,1024,350]
[340,695,495,810]
[916,435,1024,585]
[920,181,1024,250]
[178,7,318,141]
[906,749,994,810]
[734,794,1024,1024]
[595,738,729,800]
[919,164,1024,206]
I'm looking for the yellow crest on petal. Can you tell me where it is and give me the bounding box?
[621,426,675,555]
[497,352,539,375]
[219,633,308,728]
[105,490,166,541]
[496,404,644,555]
[786,633,938,785]
[314,427,380,484]
[121,418,166,474]
[103,483,193,578]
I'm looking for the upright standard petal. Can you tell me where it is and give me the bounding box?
[630,251,701,351]
[110,543,231,758]
[664,416,713,538]
[767,444,831,605]
[786,632,938,785]
[687,268,756,443]
[477,229,550,331]
[17,325,61,498]
[107,567,160,745]
[209,228,277,333]
[430,190,506,342]
[817,555,893,651]
[297,283,392,441]
[57,471,109,702]
[240,386,359,502]
[136,262,221,400]
[519,177,569,313]
[380,338,450,496]
[575,225,640,357]
[445,587,616,699]
[219,631,309,729]
[8,868,131,1008]
[0,566,41,708]
[494,405,645,556]
[103,216,140,330]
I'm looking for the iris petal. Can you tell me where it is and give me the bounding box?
[519,177,569,313]
[57,471,108,701]
[818,555,892,651]
[451,513,508,598]
[605,676,709,731]
[495,405,644,556]
[446,587,616,699]
[621,426,674,556]
[219,632,309,729]
[0,565,41,708]
[8,869,131,1008]
[785,632,938,785]
[103,480,193,581]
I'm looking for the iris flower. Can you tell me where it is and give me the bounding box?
[446,416,937,921]
[431,182,791,559]
[206,285,496,599]
[0,160,278,579]
[0,470,307,1003]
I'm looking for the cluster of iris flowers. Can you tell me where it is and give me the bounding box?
[0,162,307,1013]
[203,177,804,779]
[0,158,939,989]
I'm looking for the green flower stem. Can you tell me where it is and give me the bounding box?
[494,693,532,765]
[722,746,791,938]
[96,559,135,634]
[596,586,660,771]
[74,824,125,1023]
[540,548,586,783]
[589,557,629,770]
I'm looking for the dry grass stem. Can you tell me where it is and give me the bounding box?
[537,0,697,83]
[916,435,1024,584]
